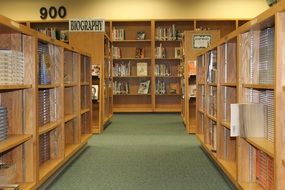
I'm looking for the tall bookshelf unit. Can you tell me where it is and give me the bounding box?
[0,15,92,189]
[69,32,113,134]
[195,2,285,189]
[182,30,220,133]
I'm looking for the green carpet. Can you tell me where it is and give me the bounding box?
[47,113,235,190]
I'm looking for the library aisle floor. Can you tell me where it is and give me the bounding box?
[47,114,235,190]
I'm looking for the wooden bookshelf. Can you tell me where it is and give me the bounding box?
[0,15,92,190]
[194,2,285,189]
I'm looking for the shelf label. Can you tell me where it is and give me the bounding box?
[192,34,212,49]
[69,19,105,32]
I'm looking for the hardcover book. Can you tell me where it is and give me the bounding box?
[138,80,150,94]
[137,62,148,76]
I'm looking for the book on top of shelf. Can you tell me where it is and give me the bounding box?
[138,80,150,94]
[136,31,146,40]
[60,30,69,42]
[135,48,145,58]
[174,47,182,59]
[91,65,100,76]
[137,62,148,76]
[92,85,99,100]
[230,103,265,138]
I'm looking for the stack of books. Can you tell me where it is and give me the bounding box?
[112,28,125,40]
[113,62,131,77]
[0,50,24,84]
[256,149,274,190]
[206,50,217,84]
[155,43,166,58]
[113,81,129,94]
[156,79,166,94]
[155,64,170,76]
[38,90,51,127]
[0,106,8,141]
[38,43,51,85]
[39,133,50,165]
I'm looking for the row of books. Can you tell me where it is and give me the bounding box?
[0,106,8,142]
[113,81,129,94]
[155,80,179,94]
[206,50,217,84]
[155,44,166,58]
[207,86,217,117]
[112,47,121,59]
[155,64,170,76]
[208,120,217,152]
[256,149,274,190]
[39,133,51,165]
[36,28,69,42]
[112,28,125,41]
[155,25,182,41]
[0,50,24,84]
[222,87,236,123]
[219,43,237,83]
[38,43,51,85]
[199,85,206,110]
[113,62,131,77]
[38,90,51,127]
[241,27,274,85]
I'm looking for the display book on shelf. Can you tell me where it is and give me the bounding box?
[181,30,220,134]
[195,2,285,189]
[0,15,92,190]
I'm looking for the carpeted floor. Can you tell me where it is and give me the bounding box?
[47,113,235,190]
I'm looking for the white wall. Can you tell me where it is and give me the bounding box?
[0,0,269,21]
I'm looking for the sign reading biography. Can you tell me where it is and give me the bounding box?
[69,19,105,32]
[192,34,212,49]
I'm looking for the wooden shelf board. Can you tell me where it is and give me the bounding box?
[155,76,181,78]
[243,83,274,90]
[155,58,182,60]
[155,40,181,42]
[64,114,77,123]
[113,94,151,96]
[0,134,32,154]
[221,121,231,130]
[218,159,237,181]
[65,144,81,160]
[81,109,90,115]
[39,158,64,183]
[207,83,217,86]
[207,114,217,122]
[19,182,36,190]
[198,82,205,85]
[239,182,264,190]
[198,109,205,114]
[81,134,92,143]
[196,134,204,144]
[245,137,274,158]
[38,84,60,89]
[113,107,153,112]
[80,82,90,86]
[113,39,151,42]
[154,108,181,112]
[0,84,32,90]
[155,94,181,96]
[113,58,151,60]
[39,121,61,135]
[64,82,78,87]
[113,76,151,78]
[220,82,237,87]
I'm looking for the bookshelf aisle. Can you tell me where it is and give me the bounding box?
[195,1,285,189]
[182,30,220,133]
[0,15,92,189]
